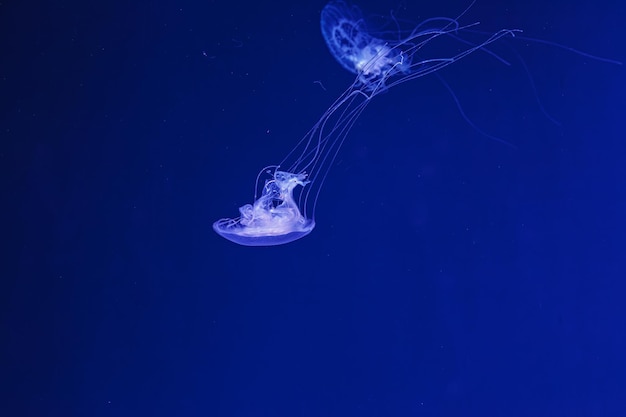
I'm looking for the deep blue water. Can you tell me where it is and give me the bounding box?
[2,0,625,416]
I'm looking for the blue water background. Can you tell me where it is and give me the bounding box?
[2,0,625,415]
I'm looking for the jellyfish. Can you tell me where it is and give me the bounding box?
[319,1,411,85]
[213,1,620,246]
[213,1,520,246]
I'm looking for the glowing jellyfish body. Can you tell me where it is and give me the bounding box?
[213,2,519,246]
[213,172,314,246]
[320,1,410,85]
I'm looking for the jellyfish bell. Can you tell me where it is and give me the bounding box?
[320,1,408,83]
[319,0,368,74]
[320,1,415,88]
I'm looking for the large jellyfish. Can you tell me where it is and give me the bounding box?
[213,1,618,246]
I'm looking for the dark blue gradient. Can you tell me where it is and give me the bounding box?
[1,0,624,416]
